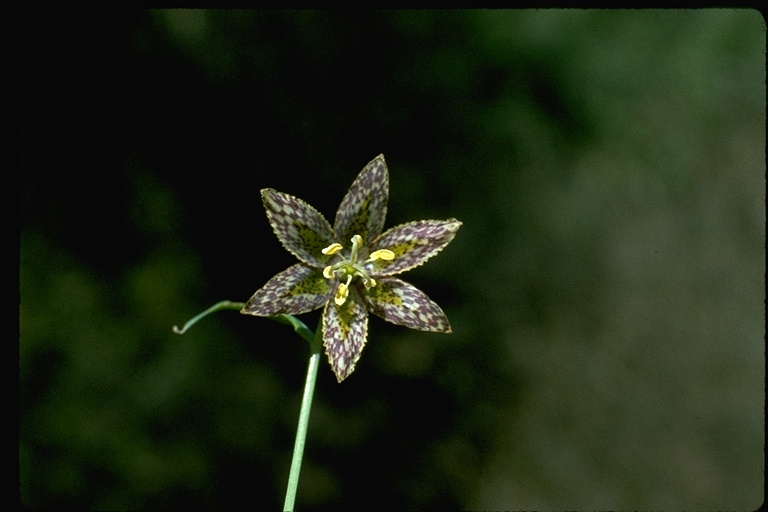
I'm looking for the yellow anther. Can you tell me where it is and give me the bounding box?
[351,235,364,246]
[335,282,349,306]
[355,270,377,289]
[323,265,335,279]
[322,243,343,255]
[369,249,395,261]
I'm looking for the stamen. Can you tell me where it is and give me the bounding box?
[322,243,343,255]
[334,276,353,306]
[368,249,395,261]
[349,235,364,262]
[355,269,376,289]
[322,235,394,302]
[335,284,348,305]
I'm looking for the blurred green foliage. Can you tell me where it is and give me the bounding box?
[20,9,764,510]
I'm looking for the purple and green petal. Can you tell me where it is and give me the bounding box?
[261,188,337,268]
[247,156,460,383]
[334,154,389,246]
[368,219,462,276]
[241,263,331,317]
[365,277,452,333]
[322,285,368,382]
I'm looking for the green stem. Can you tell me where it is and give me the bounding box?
[283,319,323,512]
[172,300,245,334]
[173,301,313,344]
[172,301,323,511]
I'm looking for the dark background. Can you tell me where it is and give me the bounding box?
[20,9,765,510]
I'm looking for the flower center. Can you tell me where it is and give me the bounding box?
[322,235,395,306]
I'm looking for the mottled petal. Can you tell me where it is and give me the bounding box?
[364,277,452,333]
[334,154,389,246]
[241,264,331,317]
[322,285,368,382]
[261,188,337,268]
[368,219,462,276]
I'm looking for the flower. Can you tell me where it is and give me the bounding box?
[241,154,461,382]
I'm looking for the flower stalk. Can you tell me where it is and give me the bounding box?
[173,305,320,512]
[283,319,322,512]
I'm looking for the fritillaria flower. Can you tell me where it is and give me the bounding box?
[242,155,461,382]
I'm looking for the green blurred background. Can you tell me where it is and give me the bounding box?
[20,9,765,511]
